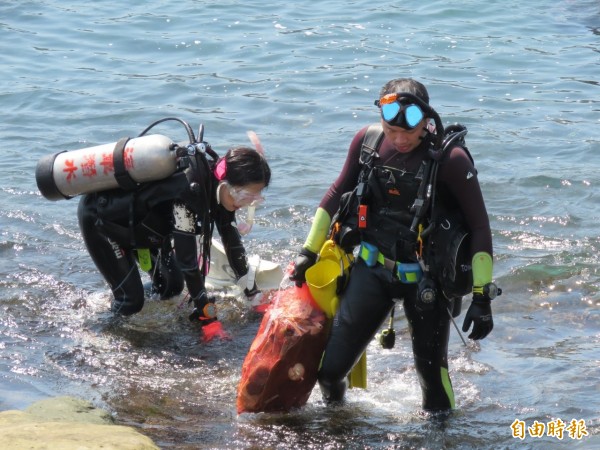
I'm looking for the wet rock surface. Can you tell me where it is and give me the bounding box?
[0,396,159,450]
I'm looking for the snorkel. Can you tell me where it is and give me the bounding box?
[239,131,266,235]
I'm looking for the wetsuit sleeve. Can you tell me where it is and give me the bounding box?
[303,207,332,254]
[172,202,205,299]
[215,206,248,279]
[437,147,494,284]
[302,127,369,253]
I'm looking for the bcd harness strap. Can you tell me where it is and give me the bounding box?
[358,241,423,284]
[353,124,434,282]
[113,137,139,191]
[357,124,435,235]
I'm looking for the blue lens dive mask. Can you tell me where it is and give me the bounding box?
[375,93,425,130]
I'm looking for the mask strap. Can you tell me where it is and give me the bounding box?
[214,158,227,181]
[216,182,226,205]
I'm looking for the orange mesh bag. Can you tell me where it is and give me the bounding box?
[236,284,328,413]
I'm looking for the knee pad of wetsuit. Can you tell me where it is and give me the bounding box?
[111,296,144,316]
[317,376,347,403]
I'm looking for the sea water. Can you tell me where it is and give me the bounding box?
[1,1,599,448]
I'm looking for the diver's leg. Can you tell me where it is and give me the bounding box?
[148,242,184,299]
[318,259,395,402]
[404,293,454,410]
[78,196,144,315]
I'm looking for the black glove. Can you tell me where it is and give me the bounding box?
[461,294,493,340]
[289,248,318,287]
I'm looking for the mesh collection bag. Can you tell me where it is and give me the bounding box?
[236,284,328,413]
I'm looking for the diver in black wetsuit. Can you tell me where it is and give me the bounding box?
[291,78,498,411]
[78,145,270,324]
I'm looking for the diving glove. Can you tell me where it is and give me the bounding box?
[289,247,318,287]
[461,294,493,340]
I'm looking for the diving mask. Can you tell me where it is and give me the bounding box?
[375,93,425,130]
[217,182,264,236]
[227,184,265,208]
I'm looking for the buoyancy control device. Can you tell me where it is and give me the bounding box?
[330,121,475,301]
[36,117,217,201]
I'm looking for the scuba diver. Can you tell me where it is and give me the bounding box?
[75,119,271,325]
[290,78,499,411]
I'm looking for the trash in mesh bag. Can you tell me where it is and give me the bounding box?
[236,284,328,413]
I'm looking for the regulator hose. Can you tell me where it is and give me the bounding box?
[138,117,196,144]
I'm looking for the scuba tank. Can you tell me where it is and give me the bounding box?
[36,134,177,200]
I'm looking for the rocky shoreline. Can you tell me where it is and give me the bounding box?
[0,396,159,449]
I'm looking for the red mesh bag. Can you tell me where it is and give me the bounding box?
[236,284,328,413]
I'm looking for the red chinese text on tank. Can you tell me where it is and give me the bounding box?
[100,153,114,175]
[81,154,97,178]
[61,146,135,183]
[63,159,78,182]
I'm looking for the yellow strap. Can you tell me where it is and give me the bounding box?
[348,352,367,389]
[137,248,152,272]
[359,243,385,266]
[358,244,371,263]
[402,270,420,283]
[417,223,424,257]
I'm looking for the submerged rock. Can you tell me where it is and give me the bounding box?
[0,396,159,450]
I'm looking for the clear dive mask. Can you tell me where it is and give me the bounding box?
[217,182,265,236]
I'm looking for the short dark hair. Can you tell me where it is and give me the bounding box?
[224,146,271,187]
[379,78,430,105]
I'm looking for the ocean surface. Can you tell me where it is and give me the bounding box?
[1,1,599,448]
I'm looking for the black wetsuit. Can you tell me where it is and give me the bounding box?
[77,161,248,316]
[317,124,492,410]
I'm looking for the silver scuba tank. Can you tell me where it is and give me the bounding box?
[36,134,178,201]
